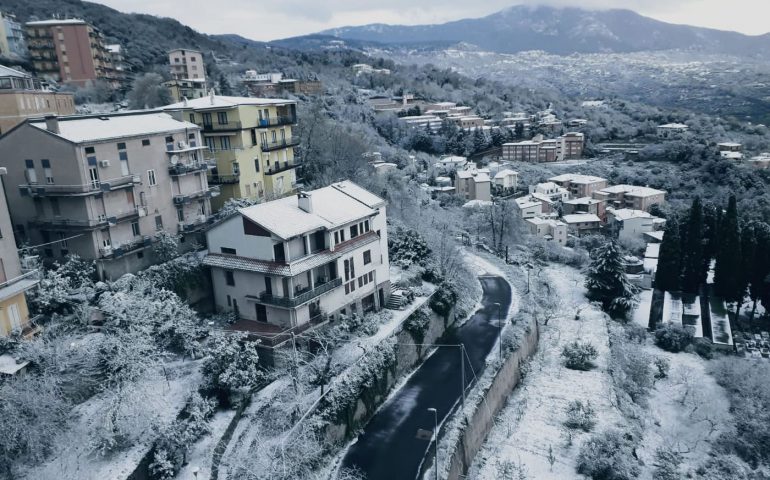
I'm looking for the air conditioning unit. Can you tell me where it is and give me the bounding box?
[177,141,188,149]
[197,214,206,223]
[169,155,179,166]
[102,246,112,255]
[137,206,147,217]
[99,159,110,168]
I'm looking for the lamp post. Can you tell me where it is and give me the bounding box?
[427,407,439,480]
[492,302,503,361]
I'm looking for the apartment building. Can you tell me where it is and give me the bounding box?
[493,169,518,190]
[106,44,130,78]
[527,182,569,214]
[400,114,442,133]
[25,19,121,87]
[455,170,491,202]
[0,12,25,60]
[0,169,39,338]
[526,217,567,245]
[502,132,584,163]
[606,208,666,244]
[163,95,299,210]
[168,48,207,82]
[203,181,390,337]
[0,64,75,134]
[0,112,215,280]
[514,195,543,219]
[164,78,207,103]
[242,72,323,97]
[562,214,602,236]
[593,185,666,212]
[563,196,606,220]
[548,173,608,198]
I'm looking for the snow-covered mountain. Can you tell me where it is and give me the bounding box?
[313,5,770,56]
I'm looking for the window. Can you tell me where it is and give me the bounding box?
[88,167,99,188]
[350,257,355,278]
[334,231,339,245]
[118,145,129,176]
[155,215,163,231]
[358,277,363,288]
[137,251,144,259]
[363,250,371,265]
[340,230,346,242]
[85,147,95,154]
[364,220,370,232]
[225,270,235,286]
[368,271,374,283]
[202,112,212,127]
[189,113,195,124]
[221,247,237,255]
[217,112,228,125]
[142,139,150,146]
[205,137,216,152]
[251,129,257,145]
[131,221,140,236]
[350,224,359,238]
[147,169,157,186]
[344,259,350,281]
[219,136,231,151]
[254,158,260,172]
[177,208,184,221]
[24,159,36,184]
[42,159,53,184]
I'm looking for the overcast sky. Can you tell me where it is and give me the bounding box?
[90,0,769,41]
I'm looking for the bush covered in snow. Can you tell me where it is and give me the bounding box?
[654,323,694,352]
[653,448,683,480]
[202,332,264,396]
[610,331,654,405]
[403,307,431,344]
[388,226,431,268]
[429,282,458,318]
[564,399,597,432]
[561,341,598,371]
[577,430,641,480]
[152,231,181,263]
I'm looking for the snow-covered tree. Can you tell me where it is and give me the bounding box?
[585,240,638,319]
[202,332,264,395]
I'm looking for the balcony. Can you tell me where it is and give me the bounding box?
[99,236,153,259]
[261,136,300,152]
[252,277,342,309]
[173,186,219,204]
[257,115,297,128]
[264,161,298,176]
[19,175,140,197]
[0,269,40,303]
[208,174,240,185]
[30,207,143,231]
[178,215,211,233]
[200,121,242,132]
[168,161,213,176]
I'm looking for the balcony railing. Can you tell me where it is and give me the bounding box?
[99,235,153,259]
[256,277,342,308]
[264,161,298,176]
[19,174,140,197]
[173,186,219,204]
[31,207,143,231]
[200,121,242,132]
[208,174,240,185]
[168,161,212,176]
[178,215,211,233]
[257,115,297,128]
[261,136,300,152]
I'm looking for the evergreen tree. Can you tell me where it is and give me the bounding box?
[681,197,703,293]
[714,196,744,315]
[701,202,719,282]
[514,122,525,139]
[585,240,639,319]
[654,217,681,292]
[217,74,233,96]
[749,222,770,322]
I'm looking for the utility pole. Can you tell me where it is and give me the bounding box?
[492,302,503,361]
[460,343,466,410]
[428,407,439,480]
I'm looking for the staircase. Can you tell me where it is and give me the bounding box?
[386,284,406,310]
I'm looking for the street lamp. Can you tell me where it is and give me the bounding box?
[427,407,439,480]
[492,302,503,361]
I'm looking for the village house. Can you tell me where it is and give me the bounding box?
[493,169,518,192]
[455,169,491,202]
[202,181,390,337]
[525,217,567,245]
[747,153,770,169]
[514,195,543,219]
[657,123,689,138]
[606,208,666,244]
[562,196,606,220]
[717,142,743,160]
[548,173,608,198]
[593,185,666,212]
[561,213,602,236]
[436,155,468,172]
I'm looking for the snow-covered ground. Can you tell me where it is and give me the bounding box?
[468,265,623,479]
[175,409,237,479]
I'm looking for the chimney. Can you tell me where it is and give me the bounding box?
[209,88,215,105]
[44,115,59,134]
[297,191,312,213]
[182,96,188,107]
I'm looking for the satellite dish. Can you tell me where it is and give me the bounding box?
[170,155,179,165]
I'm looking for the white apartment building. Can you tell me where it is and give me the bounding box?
[493,169,518,190]
[168,48,207,82]
[593,185,666,211]
[548,173,608,198]
[514,195,543,219]
[502,132,584,163]
[203,181,390,336]
[606,208,666,244]
[526,217,567,245]
[455,170,491,202]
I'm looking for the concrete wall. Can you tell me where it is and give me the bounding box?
[445,318,540,479]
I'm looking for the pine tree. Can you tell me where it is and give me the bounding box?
[701,202,719,282]
[654,217,681,292]
[585,240,639,319]
[681,197,703,294]
[749,222,770,322]
[714,196,744,315]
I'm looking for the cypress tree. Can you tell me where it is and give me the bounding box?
[701,202,719,282]
[714,196,743,314]
[655,217,681,292]
[749,223,770,322]
[585,240,639,319]
[681,197,703,294]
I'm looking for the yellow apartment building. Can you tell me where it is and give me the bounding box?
[163,94,299,210]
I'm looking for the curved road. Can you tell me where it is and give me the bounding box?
[340,276,512,480]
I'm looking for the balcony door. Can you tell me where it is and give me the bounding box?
[8,303,21,331]
[264,277,272,296]
[255,304,267,323]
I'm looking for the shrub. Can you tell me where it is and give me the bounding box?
[653,357,670,380]
[654,323,694,352]
[429,282,458,318]
[653,448,682,480]
[577,430,641,480]
[561,341,598,371]
[564,400,596,432]
[403,308,431,344]
[624,324,648,344]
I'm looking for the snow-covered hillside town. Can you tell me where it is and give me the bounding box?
[0,2,769,480]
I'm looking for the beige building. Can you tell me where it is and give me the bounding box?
[25,19,121,87]
[502,132,584,163]
[203,181,390,340]
[0,12,25,60]
[493,169,518,190]
[562,214,602,236]
[168,48,206,82]
[563,196,607,220]
[0,112,215,280]
[0,169,39,338]
[455,170,491,202]
[548,173,608,198]
[162,95,299,210]
[164,78,208,103]
[526,217,567,245]
[593,185,666,212]
[0,64,75,134]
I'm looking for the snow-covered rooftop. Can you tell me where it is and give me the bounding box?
[564,196,602,205]
[515,195,542,209]
[26,18,87,26]
[658,123,689,129]
[238,181,383,240]
[162,95,295,111]
[599,184,666,197]
[494,169,518,179]
[29,112,198,144]
[549,173,607,184]
[0,354,29,375]
[562,213,601,224]
[0,64,30,78]
[608,208,654,222]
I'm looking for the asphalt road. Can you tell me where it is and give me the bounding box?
[340,275,512,480]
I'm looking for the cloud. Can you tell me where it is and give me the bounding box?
[90,0,767,40]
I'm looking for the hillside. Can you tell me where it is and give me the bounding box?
[315,5,770,56]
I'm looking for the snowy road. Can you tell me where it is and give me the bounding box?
[340,275,513,480]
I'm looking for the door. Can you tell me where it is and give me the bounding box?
[264,277,272,296]
[88,167,100,188]
[256,304,267,323]
[8,303,21,332]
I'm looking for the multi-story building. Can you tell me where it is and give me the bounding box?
[606,208,666,244]
[0,12,26,60]
[203,181,390,338]
[563,196,606,220]
[526,217,567,245]
[168,48,206,82]
[593,185,666,212]
[493,169,518,191]
[502,133,584,163]
[548,173,608,198]
[25,19,120,87]
[514,195,543,219]
[164,78,208,103]
[242,72,323,97]
[657,123,689,138]
[562,214,602,236]
[0,169,39,338]
[717,142,743,160]
[455,170,491,202]
[162,94,299,210]
[106,44,130,79]
[0,112,215,280]
[400,114,442,133]
[747,153,770,169]
[0,64,75,134]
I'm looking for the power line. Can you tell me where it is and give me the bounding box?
[18,233,85,251]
